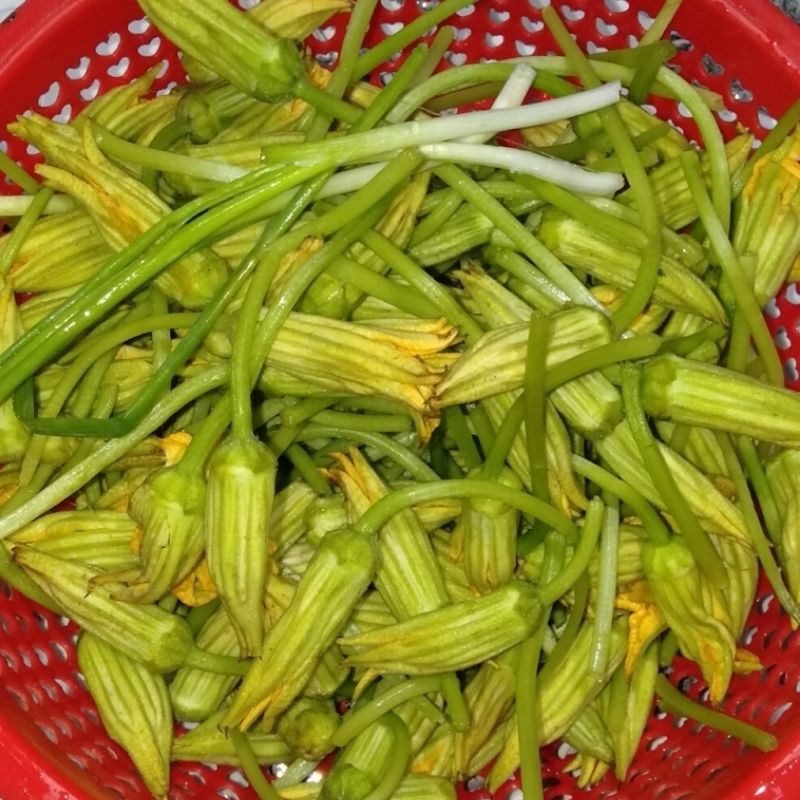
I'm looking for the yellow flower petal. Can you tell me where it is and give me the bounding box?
[159,431,193,467]
[171,558,218,607]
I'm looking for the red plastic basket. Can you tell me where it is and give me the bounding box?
[1,1,800,798]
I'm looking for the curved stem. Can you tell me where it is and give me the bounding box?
[538,572,589,683]
[362,713,411,800]
[524,314,551,506]
[352,479,577,541]
[332,675,442,747]
[655,675,777,752]
[229,730,281,800]
[539,496,604,604]
[441,673,469,731]
[571,455,671,546]
[297,425,437,483]
[185,646,251,676]
[0,188,53,277]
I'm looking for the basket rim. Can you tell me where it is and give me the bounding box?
[0,1,800,799]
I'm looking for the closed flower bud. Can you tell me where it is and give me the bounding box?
[78,634,172,799]
[109,465,206,604]
[277,697,340,760]
[643,538,735,704]
[340,580,543,675]
[206,436,277,657]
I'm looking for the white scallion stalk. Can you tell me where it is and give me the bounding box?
[0,194,75,216]
[419,142,624,195]
[460,63,537,144]
[263,82,623,167]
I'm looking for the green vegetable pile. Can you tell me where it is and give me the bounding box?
[0,0,799,797]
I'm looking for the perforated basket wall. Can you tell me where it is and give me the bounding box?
[1,1,800,798]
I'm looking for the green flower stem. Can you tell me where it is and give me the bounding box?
[23,313,195,430]
[482,396,525,481]
[327,255,441,317]
[230,729,281,800]
[443,407,482,471]
[541,5,661,334]
[412,26,455,88]
[0,161,327,405]
[639,0,684,44]
[357,228,483,342]
[281,397,335,428]
[179,399,232,475]
[149,291,171,375]
[94,126,249,183]
[715,432,800,623]
[627,43,674,105]
[551,335,663,387]
[353,0,476,79]
[516,533,565,800]
[0,151,39,193]
[362,713,411,800]
[590,501,619,677]
[435,163,601,310]
[292,79,361,124]
[537,572,589,683]
[682,151,783,387]
[0,188,53,276]
[733,100,800,197]
[332,675,443,747]
[622,363,726,587]
[410,189,462,246]
[571,456,671,546]
[184,647,251,676]
[441,672,470,731]
[516,623,546,800]
[297,425,438,482]
[539,496,605,604]
[389,64,517,121]
[468,404,495,457]
[140,120,190,193]
[285,444,331,496]
[353,479,577,541]
[524,314,551,506]
[272,759,320,789]
[186,599,221,637]
[311,411,412,434]
[0,366,228,540]
[656,69,730,231]
[655,675,777,752]
[737,437,783,546]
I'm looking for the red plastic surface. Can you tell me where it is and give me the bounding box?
[0,0,799,798]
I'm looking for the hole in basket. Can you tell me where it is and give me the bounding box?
[50,641,70,662]
[138,36,161,57]
[769,701,792,725]
[80,79,101,102]
[227,770,247,788]
[701,54,724,75]
[96,32,121,56]
[559,5,584,21]
[107,57,131,78]
[66,56,91,81]
[38,81,60,108]
[489,8,510,23]
[217,790,241,800]
[730,78,754,103]
[35,721,58,744]
[647,735,668,750]
[68,754,88,772]
[758,107,778,131]
[128,17,150,34]
[605,0,629,11]
[466,775,486,791]
[6,686,28,711]
[595,17,618,36]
